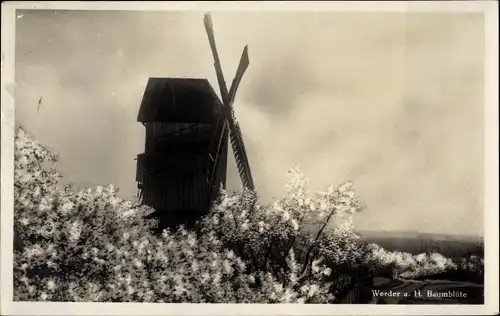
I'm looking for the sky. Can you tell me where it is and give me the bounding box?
[14,10,485,236]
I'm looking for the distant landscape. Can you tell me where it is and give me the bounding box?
[359,230,483,259]
[359,230,484,304]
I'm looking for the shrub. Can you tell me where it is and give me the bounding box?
[13,127,350,303]
[198,167,371,302]
[365,242,484,281]
[13,126,482,303]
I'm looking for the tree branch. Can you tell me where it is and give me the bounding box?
[299,206,337,278]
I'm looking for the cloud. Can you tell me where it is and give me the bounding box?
[14,10,484,235]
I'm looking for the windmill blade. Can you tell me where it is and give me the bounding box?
[204,13,229,102]
[226,47,254,190]
[203,13,255,191]
[204,13,249,107]
[228,46,249,105]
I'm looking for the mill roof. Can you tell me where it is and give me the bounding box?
[137,77,223,123]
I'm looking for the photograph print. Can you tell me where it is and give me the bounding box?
[1,1,498,314]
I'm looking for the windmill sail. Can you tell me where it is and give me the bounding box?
[204,13,255,191]
[206,113,227,189]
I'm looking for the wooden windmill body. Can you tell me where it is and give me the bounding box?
[135,13,255,229]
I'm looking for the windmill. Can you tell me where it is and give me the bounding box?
[135,13,255,230]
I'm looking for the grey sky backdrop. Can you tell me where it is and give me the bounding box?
[14,10,485,236]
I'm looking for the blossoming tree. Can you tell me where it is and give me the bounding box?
[13,126,480,303]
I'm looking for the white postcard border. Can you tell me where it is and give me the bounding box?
[1,1,498,315]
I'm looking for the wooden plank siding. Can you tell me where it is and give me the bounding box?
[136,78,229,229]
[145,122,214,152]
[136,120,228,226]
[138,153,209,211]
